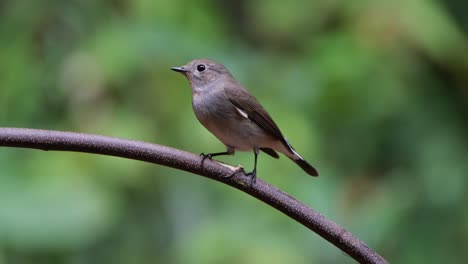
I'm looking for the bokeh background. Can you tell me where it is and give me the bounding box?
[1,0,468,263]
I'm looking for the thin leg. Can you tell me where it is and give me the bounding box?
[245,147,259,186]
[200,146,234,164]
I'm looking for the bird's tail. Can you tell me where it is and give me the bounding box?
[290,157,319,176]
[282,138,319,176]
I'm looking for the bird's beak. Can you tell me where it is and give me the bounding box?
[171,66,188,73]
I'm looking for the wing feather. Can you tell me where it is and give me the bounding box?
[224,84,293,154]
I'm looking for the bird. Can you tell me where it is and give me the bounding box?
[171,58,318,184]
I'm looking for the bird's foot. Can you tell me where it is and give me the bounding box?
[225,167,256,187]
[244,169,257,187]
[200,152,212,165]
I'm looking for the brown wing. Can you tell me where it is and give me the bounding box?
[260,148,280,159]
[224,83,293,154]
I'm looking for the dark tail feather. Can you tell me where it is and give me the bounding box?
[282,138,319,176]
[291,157,319,176]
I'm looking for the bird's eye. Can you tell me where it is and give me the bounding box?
[197,64,206,72]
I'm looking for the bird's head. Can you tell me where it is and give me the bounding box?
[171,59,232,92]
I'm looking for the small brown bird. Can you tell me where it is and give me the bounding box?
[172,59,318,184]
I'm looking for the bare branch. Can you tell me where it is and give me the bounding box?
[0,127,387,264]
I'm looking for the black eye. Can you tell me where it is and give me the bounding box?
[197,64,206,72]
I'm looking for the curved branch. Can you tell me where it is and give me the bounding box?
[0,128,387,264]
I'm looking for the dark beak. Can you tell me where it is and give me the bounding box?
[171,66,188,73]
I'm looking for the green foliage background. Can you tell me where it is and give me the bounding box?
[1,1,467,263]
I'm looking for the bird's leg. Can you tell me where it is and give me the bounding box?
[245,147,259,186]
[200,146,234,164]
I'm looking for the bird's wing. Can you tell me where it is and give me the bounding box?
[224,84,293,155]
[260,148,280,159]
